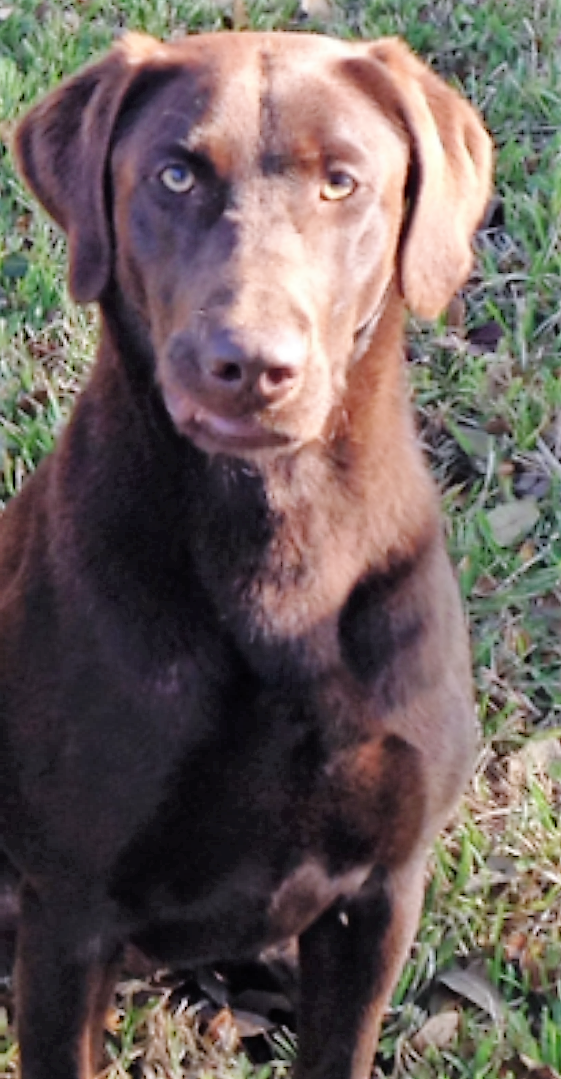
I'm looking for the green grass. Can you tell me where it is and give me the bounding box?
[1,1,561,1076]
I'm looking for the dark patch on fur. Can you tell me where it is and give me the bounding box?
[338,552,425,690]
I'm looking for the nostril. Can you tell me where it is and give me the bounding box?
[266,366,295,387]
[212,360,243,384]
[202,326,307,399]
[259,366,298,396]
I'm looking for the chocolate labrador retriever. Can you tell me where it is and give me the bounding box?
[1,30,491,1079]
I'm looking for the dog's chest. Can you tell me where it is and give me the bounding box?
[110,664,424,967]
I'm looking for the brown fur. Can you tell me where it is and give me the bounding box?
[1,30,491,1079]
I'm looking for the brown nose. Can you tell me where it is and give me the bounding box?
[201,327,307,404]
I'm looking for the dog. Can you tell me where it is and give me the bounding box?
[1,29,491,1079]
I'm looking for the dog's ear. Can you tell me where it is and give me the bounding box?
[14,33,167,303]
[367,39,492,319]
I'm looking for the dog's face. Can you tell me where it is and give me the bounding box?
[15,32,491,456]
[110,36,409,453]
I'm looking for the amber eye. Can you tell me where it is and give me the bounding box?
[320,171,357,201]
[160,164,195,194]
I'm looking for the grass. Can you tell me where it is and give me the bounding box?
[1,0,561,1076]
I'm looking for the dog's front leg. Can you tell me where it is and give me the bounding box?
[15,882,121,1079]
[296,857,426,1079]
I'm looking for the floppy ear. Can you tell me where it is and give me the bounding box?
[14,33,167,303]
[368,39,492,319]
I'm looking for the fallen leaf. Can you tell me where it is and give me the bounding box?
[0,120,15,146]
[445,295,466,333]
[518,540,536,562]
[437,962,504,1024]
[484,853,518,884]
[485,498,539,547]
[504,931,528,963]
[447,419,493,464]
[206,1008,240,1053]
[104,1006,121,1033]
[517,735,561,782]
[62,9,80,29]
[230,1008,276,1037]
[468,320,504,350]
[412,1010,459,1053]
[1,253,29,280]
[485,415,511,435]
[518,1057,561,1079]
[232,0,249,27]
[299,0,335,18]
[513,468,551,500]
[472,572,498,597]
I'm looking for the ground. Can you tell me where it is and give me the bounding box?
[1,1,561,1076]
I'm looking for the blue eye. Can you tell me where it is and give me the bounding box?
[160,164,195,193]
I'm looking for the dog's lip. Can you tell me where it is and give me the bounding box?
[163,391,290,450]
[190,407,291,449]
[193,409,265,439]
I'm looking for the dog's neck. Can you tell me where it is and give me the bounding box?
[55,289,438,673]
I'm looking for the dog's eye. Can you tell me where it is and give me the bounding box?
[320,171,356,201]
[160,164,195,194]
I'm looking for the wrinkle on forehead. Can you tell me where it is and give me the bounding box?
[123,35,405,184]
[252,46,406,178]
[178,50,263,176]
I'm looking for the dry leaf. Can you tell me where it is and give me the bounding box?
[518,540,536,562]
[412,1010,459,1053]
[454,422,493,460]
[206,1008,240,1053]
[437,962,504,1024]
[299,0,335,18]
[0,120,15,147]
[1,253,29,280]
[514,468,551,500]
[486,498,539,547]
[230,1008,275,1037]
[485,853,518,884]
[504,930,528,963]
[104,1006,121,1033]
[485,415,511,435]
[468,320,504,350]
[519,1057,561,1079]
[446,296,466,333]
[517,735,561,783]
[62,8,79,29]
[448,419,493,468]
[232,0,249,28]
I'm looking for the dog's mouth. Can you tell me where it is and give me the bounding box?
[162,391,292,453]
[191,407,290,450]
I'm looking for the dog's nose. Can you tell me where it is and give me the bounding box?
[203,328,306,403]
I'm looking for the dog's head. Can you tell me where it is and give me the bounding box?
[15,31,491,456]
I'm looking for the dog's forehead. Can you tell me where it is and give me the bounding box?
[132,29,368,70]
[119,32,400,167]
